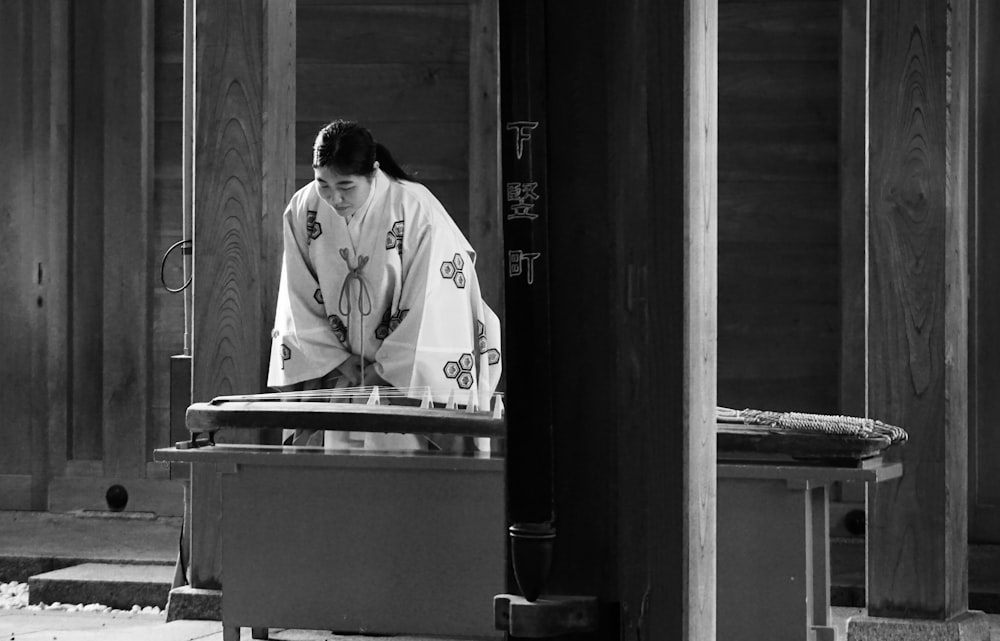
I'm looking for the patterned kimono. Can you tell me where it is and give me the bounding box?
[267,169,502,422]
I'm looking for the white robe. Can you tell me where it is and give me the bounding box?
[267,169,502,411]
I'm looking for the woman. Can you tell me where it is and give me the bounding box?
[267,120,502,449]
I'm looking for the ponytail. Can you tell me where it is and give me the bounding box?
[312,120,417,183]
[374,143,414,182]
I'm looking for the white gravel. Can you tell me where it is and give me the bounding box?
[0,580,161,615]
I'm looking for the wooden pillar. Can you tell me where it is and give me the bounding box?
[608,2,717,637]
[541,0,717,638]
[467,0,502,318]
[192,0,294,405]
[866,0,972,620]
[189,0,295,588]
[102,0,154,479]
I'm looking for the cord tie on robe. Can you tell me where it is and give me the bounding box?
[338,249,374,380]
[338,249,373,319]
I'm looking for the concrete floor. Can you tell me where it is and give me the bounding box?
[0,510,179,568]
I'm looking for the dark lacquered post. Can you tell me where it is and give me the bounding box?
[500,0,556,603]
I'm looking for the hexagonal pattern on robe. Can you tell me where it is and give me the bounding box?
[456,371,474,389]
[443,360,462,379]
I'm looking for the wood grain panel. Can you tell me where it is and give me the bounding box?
[718,244,838,302]
[719,0,838,61]
[719,182,837,243]
[102,0,153,478]
[719,122,838,182]
[297,63,468,123]
[297,4,468,64]
[720,61,838,124]
[717,0,840,423]
[193,0,266,403]
[719,376,838,413]
[867,0,970,619]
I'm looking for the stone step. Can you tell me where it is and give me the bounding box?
[28,562,175,610]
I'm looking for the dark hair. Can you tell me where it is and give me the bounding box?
[312,120,413,182]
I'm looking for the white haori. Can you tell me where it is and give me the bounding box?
[268,169,502,409]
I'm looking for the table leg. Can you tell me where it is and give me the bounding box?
[252,627,269,639]
[222,624,240,641]
[809,484,836,641]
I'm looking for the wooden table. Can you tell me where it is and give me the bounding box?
[156,444,505,640]
[717,454,902,641]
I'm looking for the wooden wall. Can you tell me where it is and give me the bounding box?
[296,0,471,233]
[717,0,841,413]
[294,0,501,318]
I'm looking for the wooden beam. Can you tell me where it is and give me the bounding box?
[867,0,972,619]
[102,0,154,479]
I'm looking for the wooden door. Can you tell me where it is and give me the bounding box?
[0,2,54,510]
[0,0,187,514]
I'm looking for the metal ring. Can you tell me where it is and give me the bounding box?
[160,238,193,293]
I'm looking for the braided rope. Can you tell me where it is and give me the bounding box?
[734,408,908,444]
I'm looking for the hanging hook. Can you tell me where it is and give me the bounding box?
[160,238,193,293]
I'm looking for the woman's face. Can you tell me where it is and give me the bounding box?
[314,166,373,218]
